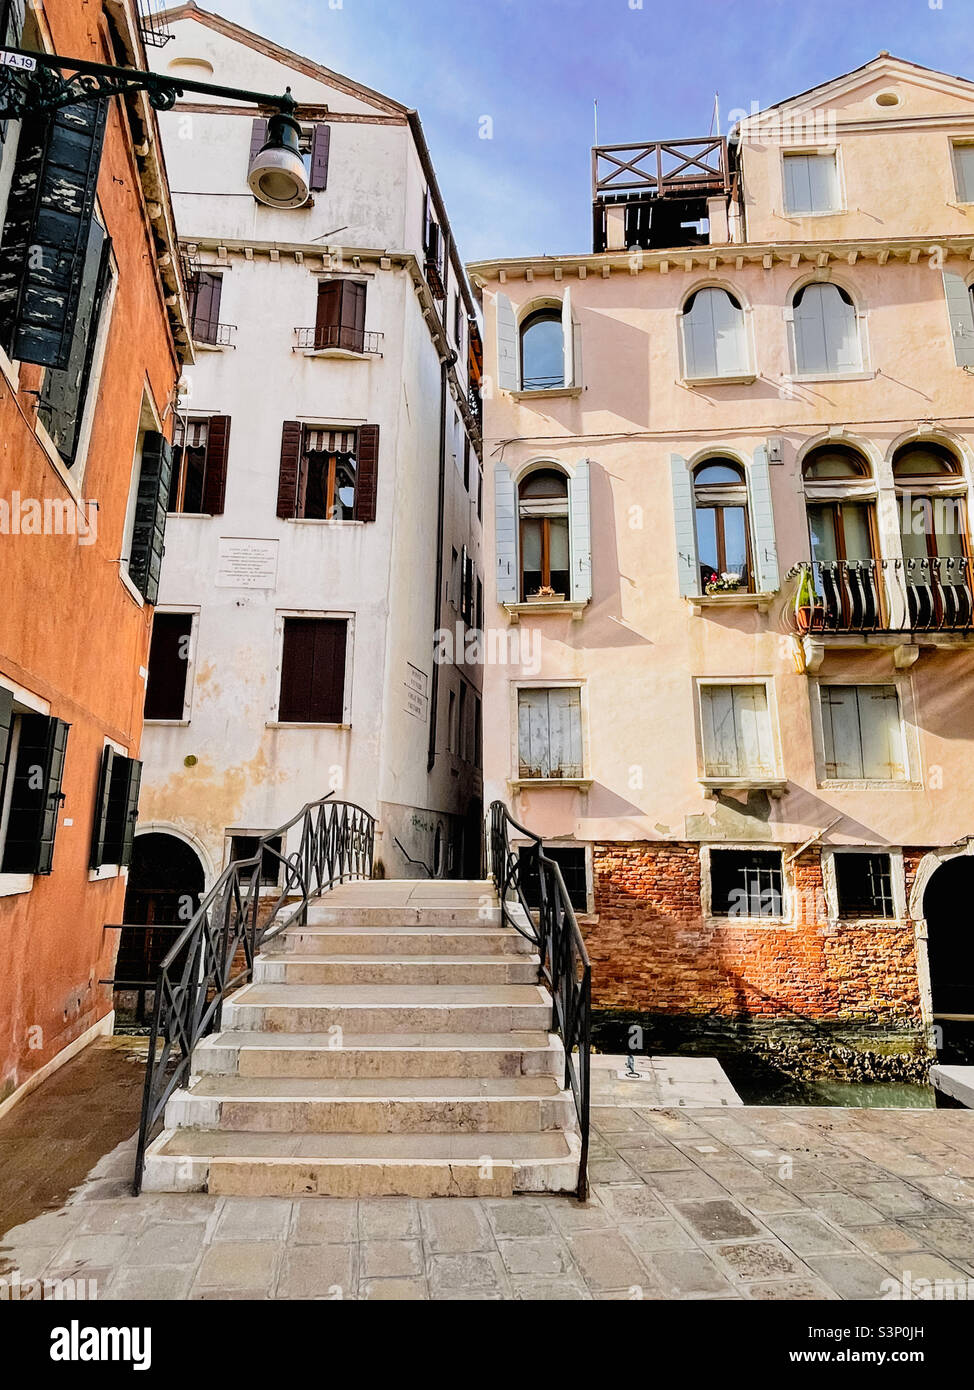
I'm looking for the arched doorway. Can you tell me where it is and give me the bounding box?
[923,854,974,1060]
[115,832,206,1025]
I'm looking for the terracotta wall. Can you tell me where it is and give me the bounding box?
[0,0,181,1102]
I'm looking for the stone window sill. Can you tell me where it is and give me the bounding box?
[689,592,776,614]
[301,348,375,361]
[143,719,191,727]
[791,369,874,383]
[683,372,756,387]
[510,777,593,791]
[504,599,588,624]
[0,873,32,898]
[700,777,788,797]
[509,386,582,401]
[267,721,352,730]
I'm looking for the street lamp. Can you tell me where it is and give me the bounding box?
[0,44,308,207]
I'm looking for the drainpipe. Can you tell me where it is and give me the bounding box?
[427,353,451,772]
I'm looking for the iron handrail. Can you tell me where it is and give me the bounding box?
[132,794,375,1193]
[487,800,590,1201]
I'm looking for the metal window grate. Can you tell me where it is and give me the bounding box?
[711,849,784,919]
[835,852,895,919]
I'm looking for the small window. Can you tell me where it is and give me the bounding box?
[783,152,839,214]
[315,279,366,353]
[892,441,961,480]
[834,852,895,920]
[519,468,570,600]
[520,309,564,390]
[953,143,974,202]
[820,684,906,781]
[230,834,283,886]
[0,700,70,876]
[517,845,588,912]
[517,687,583,780]
[188,269,224,346]
[793,282,861,375]
[278,617,348,724]
[693,459,752,592]
[699,683,776,780]
[168,415,231,515]
[682,287,748,379]
[144,613,194,721]
[709,848,784,919]
[298,426,361,521]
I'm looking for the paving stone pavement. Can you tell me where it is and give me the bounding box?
[4,1104,974,1300]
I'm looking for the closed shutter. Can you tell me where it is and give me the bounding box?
[795,284,859,374]
[569,458,592,601]
[249,117,268,163]
[100,752,141,866]
[517,688,582,779]
[341,280,366,353]
[201,414,230,515]
[747,445,780,592]
[712,290,747,376]
[190,269,222,345]
[733,685,775,777]
[793,284,828,374]
[942,270,974,367]
[700,685,739,777]
[280,618,347,723]
[562,288,576,389]
[0,100,107,369]
[494,461,518,601]
[784,153,837,214]
[128,431,173,606]
[701,684,773,779]
[670,454,698,597]
[117,758,142,867]
[860,686,905,780]
[355,423,379,522]
[955,145,974,201]
[310,123,331,191]
[89,743,115,869]
[495,292,518,392]
[2,714,70,875]
[277,420,303,519]
[315,279,341,349]
[0,685,12,782]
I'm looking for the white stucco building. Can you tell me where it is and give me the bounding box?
[136,5,484,894]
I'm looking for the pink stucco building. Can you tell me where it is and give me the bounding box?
[471,55,974,1077]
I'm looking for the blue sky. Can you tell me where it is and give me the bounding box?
[216,0,974,262]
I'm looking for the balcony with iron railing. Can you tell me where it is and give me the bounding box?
[789,559,974,666]
[192,320,236,349]
[293,326,384,356]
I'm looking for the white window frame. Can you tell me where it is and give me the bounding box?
[810,678,920,788]
[700,843,789,925]
[510,679,590,788]
[695,677,785,791]
[268,609,354,728]
[822,846,907,925]
[0,676,50,898]
[781,147,843,216]
[142,607,201,727]
[679,285,754,385]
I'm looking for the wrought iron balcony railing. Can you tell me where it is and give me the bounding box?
[790,559,974,635]
[192,320,236,348]
[293,326,384,355]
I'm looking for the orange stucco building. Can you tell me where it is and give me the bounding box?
[0,0,189,1111]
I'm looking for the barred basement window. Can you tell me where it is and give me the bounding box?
[709,848,784,919]
[517,845,588,912]
[230,834,283,886]
[834,852,895,920]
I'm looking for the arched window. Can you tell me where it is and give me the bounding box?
[520,309,564,391]
[793,282,861,375]
[893,442,967,564]
[682,287,748,380]
[802,445,875,566]
[693,459,752,591]
[519,467,569,599]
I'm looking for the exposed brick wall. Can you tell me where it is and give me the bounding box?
[587,841,923,1029]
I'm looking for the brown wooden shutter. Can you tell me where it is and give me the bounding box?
[202,415,231,515]
[144,612,194,721]
[315,280,341,350]
[277,420,303,519]
[355,424,379,522]
[279,617,346,723]
[310,123,331,191]
[342,281,366,352]
[250,117,268,163]
[191,269,222,345]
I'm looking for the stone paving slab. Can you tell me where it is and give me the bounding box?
[4,1104,974,1300]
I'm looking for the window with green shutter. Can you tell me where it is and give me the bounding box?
[128,431,174,605]
[1,713,70,875]
[90,745,142,869]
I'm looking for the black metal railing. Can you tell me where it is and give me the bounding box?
[790,559,974,635]
[488,800,590,1201]
[132,795,375,1194]
[192,320,236,348]
[293,326,383,355]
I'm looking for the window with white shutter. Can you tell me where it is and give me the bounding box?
[699,683,776,780]
[783,152,839,213]
[517,687,583,780]
[682,287,748,379]
[820,684,906,781]
[793,283,861,375]
[953,143,974,202]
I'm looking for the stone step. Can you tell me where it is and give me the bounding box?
[193,1030,562,1080]
[221,982,552,1035]
[252,954,540,986]
[166,1074,574,1135]
[141,1127,581,1197]
[302,904,503,929]
[265,926,536,958]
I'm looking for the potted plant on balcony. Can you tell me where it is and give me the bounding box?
[793,566,825,631]
[526,584,563,603]
[704,572,743,596]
